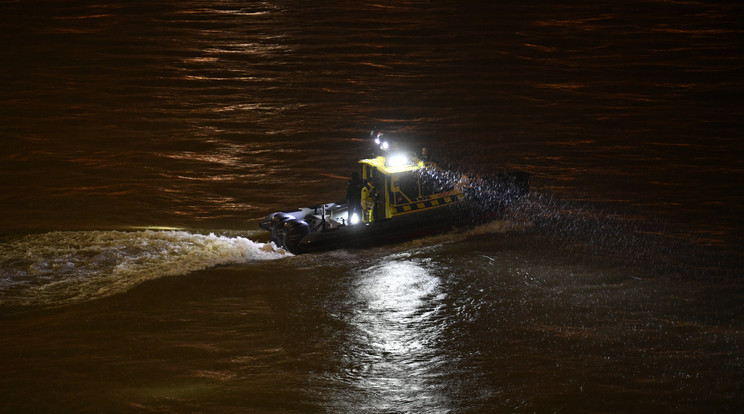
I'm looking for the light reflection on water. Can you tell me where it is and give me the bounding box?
[335,257,451,412]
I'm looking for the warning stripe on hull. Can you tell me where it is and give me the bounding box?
[392,194,462,214]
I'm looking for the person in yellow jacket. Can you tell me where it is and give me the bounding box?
[361,181,380,223]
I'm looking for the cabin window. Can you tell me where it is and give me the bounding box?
[363,165,373,181]
[397,173,420,200]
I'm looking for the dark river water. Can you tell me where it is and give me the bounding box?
[1,0,743,412]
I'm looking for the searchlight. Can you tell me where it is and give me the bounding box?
[373,131,391,153]
[386,153,409,168]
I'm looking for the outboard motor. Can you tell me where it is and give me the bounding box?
[269,212,295,248]
[282,219,310,254]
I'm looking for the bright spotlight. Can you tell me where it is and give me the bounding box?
[350,213,360,225]
[387,153,409,167]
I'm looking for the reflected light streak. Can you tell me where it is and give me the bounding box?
[344,258,449,411]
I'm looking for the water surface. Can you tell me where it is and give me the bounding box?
[1,0,742,412]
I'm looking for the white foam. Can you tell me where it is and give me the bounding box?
[0,230,289,308]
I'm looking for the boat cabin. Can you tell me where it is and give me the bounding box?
[357,155,463,222]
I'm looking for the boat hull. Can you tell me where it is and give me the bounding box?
[298,202,468,253]
[258,166,529,254]
[260,196,511,254]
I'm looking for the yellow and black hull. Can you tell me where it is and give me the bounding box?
[259,149,529,254]
[259,173,528,254]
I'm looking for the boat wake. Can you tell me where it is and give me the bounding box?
[399,218,534,251]
[0,230,288,308]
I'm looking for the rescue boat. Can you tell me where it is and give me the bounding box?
[259,140,529,254]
